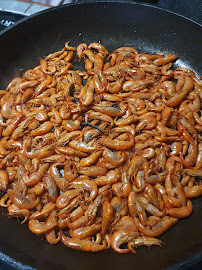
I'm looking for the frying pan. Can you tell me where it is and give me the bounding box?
[0,1,201,269]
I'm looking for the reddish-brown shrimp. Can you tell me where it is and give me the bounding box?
[166,200,193,218]
[166,76,194,107]
[70,179,98,201]
[83,126,104,143]
[111,229,139,254]
[11,117,32,140]
[101,201,113,235]
[184,185,202,198]
[101,133,134,150]
[181,140,198,168]
[0,142,10,157]
[138,196,164,217]
[0,42,201,255]
[136,116,157,132]
[102,148,126,167]
[114,47,138,54]
[84,49,96,62]
[49,162,68,191]
[153,55,178,66]
[129,236,162,249]
[94,69,108,93]
[195,142,202,169]
[56,146,88,157]
[69,140,99,153]
[56,131,81,146]
[63,159,77,181]
[80,150,103,167]
[85,110,114,127]
[94,53,104,70]
[93,102,127,117]
[7,204,30,223]
[35,76,52,95]
[134,216,178,237]
[44,174,58,202]
[62,118,82,132]
[28,182,44,196]
[161,62,173,77]
[114,115,138,126]
[89,43,109,57]
[2,115,23,137]
[85,58,93,72]
[128,191,138,218]
[0,170,8,191]
[107,80,123,94]
[46,229,62,244]
[0,194,10,207]
[23,163,49,186]
[80,78,95,106]
[69,206,85,223]
[7,189,39,209]
[127,156,148,181]
[28,212,57,234]
[112,216,137,232]
[56,189,81,209]
[61,234,110,252]
[29,202,55,219]
[59,104,71,120]
[179,100,195,125]
[121,171,132,198]
[70,224,101,239]
[188,92,201,112]
[23,139,55,159]
[94,169,120,186]
[1,97,14,119]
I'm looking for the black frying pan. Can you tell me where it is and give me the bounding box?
[0,2,201,270]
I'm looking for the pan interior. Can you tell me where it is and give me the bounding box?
[0,2,201,270]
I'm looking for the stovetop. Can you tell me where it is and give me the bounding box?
[0,11,25,32]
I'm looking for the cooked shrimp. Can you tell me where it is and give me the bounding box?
[0,42,201,255]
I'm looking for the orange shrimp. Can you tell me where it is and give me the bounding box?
[7,189,39,209]
[101,133,134,150]
[28,211,57,234]
[61,234,110,252]
[23,163,49,186]
[0,42,201,255]
[80,150,103,167]
[111,229,139,254]
[94,169,120,186]
[70,224,101,239]
[89,43,109,57]
[134,216,178,237]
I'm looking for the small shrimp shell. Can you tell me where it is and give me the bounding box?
[28,212,57,234]
[111,229,139,254]
[7,189,39,209]
[61,234,110,252]
[0,170,9,191]
[0,42,201,256]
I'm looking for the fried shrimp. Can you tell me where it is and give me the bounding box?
[0,42,201,254]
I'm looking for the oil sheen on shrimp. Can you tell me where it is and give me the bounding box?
[0,41,201,255]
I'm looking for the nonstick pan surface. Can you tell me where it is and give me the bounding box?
[0,2,201,270]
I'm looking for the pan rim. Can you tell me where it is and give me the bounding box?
[0,0,201,37]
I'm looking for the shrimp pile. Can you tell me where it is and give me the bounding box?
[0,42,201,254]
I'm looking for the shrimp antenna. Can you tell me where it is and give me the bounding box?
[81,122,104,132]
